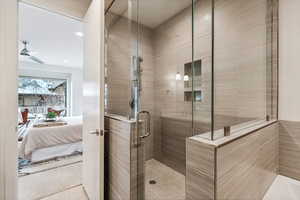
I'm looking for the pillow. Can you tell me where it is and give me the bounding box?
[18,108,23,124]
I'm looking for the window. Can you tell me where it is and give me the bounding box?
[18,76,68,116]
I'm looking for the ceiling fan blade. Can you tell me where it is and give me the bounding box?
[29,56,45,64]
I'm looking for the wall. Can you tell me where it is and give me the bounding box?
[104,116,136,200]
[216,124,278,199]
[277,0,300,182]
[19,61,83,116]
[279,0,300,121]
[279,121,300,181]
[186,123,279,200]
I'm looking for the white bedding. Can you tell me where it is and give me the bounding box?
[19,116,82,160]
[31,142,83,163]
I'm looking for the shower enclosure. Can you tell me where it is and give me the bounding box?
[104,0,278,199]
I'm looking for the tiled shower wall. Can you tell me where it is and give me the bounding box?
[186,123,279,200]
[279,121,300,181]
[185,121,300,199]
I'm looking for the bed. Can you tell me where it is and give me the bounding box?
[19,116,83,163]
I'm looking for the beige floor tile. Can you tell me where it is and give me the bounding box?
[18,163,82,200]
[40,186,88,200]
[145,159,185,200]
[263,175,300,200]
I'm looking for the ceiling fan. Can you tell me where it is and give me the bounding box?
[20,40,45,64]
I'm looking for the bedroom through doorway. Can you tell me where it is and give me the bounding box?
[17,2,86,200]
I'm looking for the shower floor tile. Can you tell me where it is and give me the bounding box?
[263,175,300,200]
[145,159,185,200]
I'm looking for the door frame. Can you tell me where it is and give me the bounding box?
[0,0,18,199]
[0,0,104,199]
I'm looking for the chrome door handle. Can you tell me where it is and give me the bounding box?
[136,111,151,139]
[89,129,100,136]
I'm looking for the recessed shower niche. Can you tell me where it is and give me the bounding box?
[184,60,202,102]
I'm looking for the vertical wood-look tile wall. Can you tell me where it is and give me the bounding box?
[279,121,300,181]
[105,117,144,200]
[186,139,215,200]
[186,123,279,200]
[216,124,278,200]
[105,117,132,200]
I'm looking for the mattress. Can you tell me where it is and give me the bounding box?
[19,116,82,160]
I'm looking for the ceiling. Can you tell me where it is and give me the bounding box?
[106,0,193,28]
[19,1,192,68]
[19,3,83,68]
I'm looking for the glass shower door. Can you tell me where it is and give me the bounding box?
[104,0,149,199]
[135,0,195,200]
[127,0,149,199]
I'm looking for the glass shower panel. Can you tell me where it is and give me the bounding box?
[105,1,144,199]
[192,0,213,140]
[213,0,277,139]
[105,0,140,118]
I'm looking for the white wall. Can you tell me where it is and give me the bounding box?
[279,0,300,121]
[19,61,83,116]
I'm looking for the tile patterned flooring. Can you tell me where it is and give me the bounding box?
[145,159,186,200]
[40,186,88,200]
[263,175,300,200]
[18,162,82,200]
[19,159,300,200]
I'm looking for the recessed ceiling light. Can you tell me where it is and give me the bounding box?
[75,32,84,37]
[63,59,69,63]
[175,72,182,81]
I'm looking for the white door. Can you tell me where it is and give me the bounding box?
[82,0,105,199]
[0,0,18,199]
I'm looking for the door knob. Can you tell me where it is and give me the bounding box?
[89,129,100,136]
